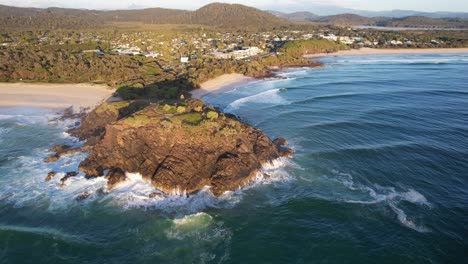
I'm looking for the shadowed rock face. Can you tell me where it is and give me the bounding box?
[71,99,292,196]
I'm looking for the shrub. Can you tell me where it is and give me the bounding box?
[161,104,177,114]
[116,86,140,100]
[207,111,219,120]
[165,86,179,99]
[176,106,186,113]
[125,115,150,127]
[181,113,203,126]
[162,104,172,113]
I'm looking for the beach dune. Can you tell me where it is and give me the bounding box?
[0,83,114,111]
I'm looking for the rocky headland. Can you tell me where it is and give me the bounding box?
[46,99,293,196]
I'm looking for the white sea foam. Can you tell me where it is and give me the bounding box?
[172,212,213,227]
[0,114,14,120]
[280,69,310,77]
[165,212,232,263]
[0,150,295,216]
[389,203,430,232]
[332,171,431,232]
[0,127,11,142]
[225,89,288,112]
[104,157,295,214]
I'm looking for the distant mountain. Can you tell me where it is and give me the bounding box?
[266,3,468,19]
[354,10,468,19]
[188,3,289,29]
[282,12,320,22]
[0,4,41,16]
[0,3,291,30]
[1,3,466,31]
[0,5,103,30]
[376,16,468,28]
[270,10,468,28]
[101,7,189,24]
[313,14,375,26]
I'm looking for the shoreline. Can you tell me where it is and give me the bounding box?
[304,47,468,58]
[192,48,468,98]
[190,73,255,99]
[4,47,467,106]
[0,83,115,111]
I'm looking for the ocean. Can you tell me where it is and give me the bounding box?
[0,53,467,263]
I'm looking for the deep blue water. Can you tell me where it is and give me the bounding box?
[0,53,467,263]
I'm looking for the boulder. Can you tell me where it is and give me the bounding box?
[105,168,127,190]
[45,171,57,181]
[44,155,59,163]
[75,192,90,201]
[60,171,78,185]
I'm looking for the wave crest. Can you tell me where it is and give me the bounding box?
[225,89,289,112]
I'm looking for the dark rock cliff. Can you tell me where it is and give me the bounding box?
[64,99,292,196]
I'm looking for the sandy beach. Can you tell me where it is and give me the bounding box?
[0,83,114,110]
[304,47,468,58]
[191,73,254,99]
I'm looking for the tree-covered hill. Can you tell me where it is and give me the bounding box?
[377,16,467,29]
[0,3,292,31]
[313,14,375,26]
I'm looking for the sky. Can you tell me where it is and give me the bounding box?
[1,0,467,13]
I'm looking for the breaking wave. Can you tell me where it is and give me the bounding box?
[225,88,289,112]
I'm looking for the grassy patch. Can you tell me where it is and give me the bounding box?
[95,101,130,114]
[124,115,152,127]
[176,113,203,126]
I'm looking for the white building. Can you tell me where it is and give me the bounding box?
[339,36,354,45]
[212,47,263,60]
[321,34,338,41]
[145,52,160,58]
[117,46,141,55]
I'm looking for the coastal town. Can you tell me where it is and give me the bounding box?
[1,26,466,66]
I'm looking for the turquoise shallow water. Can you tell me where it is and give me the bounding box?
[1,53,467,263]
